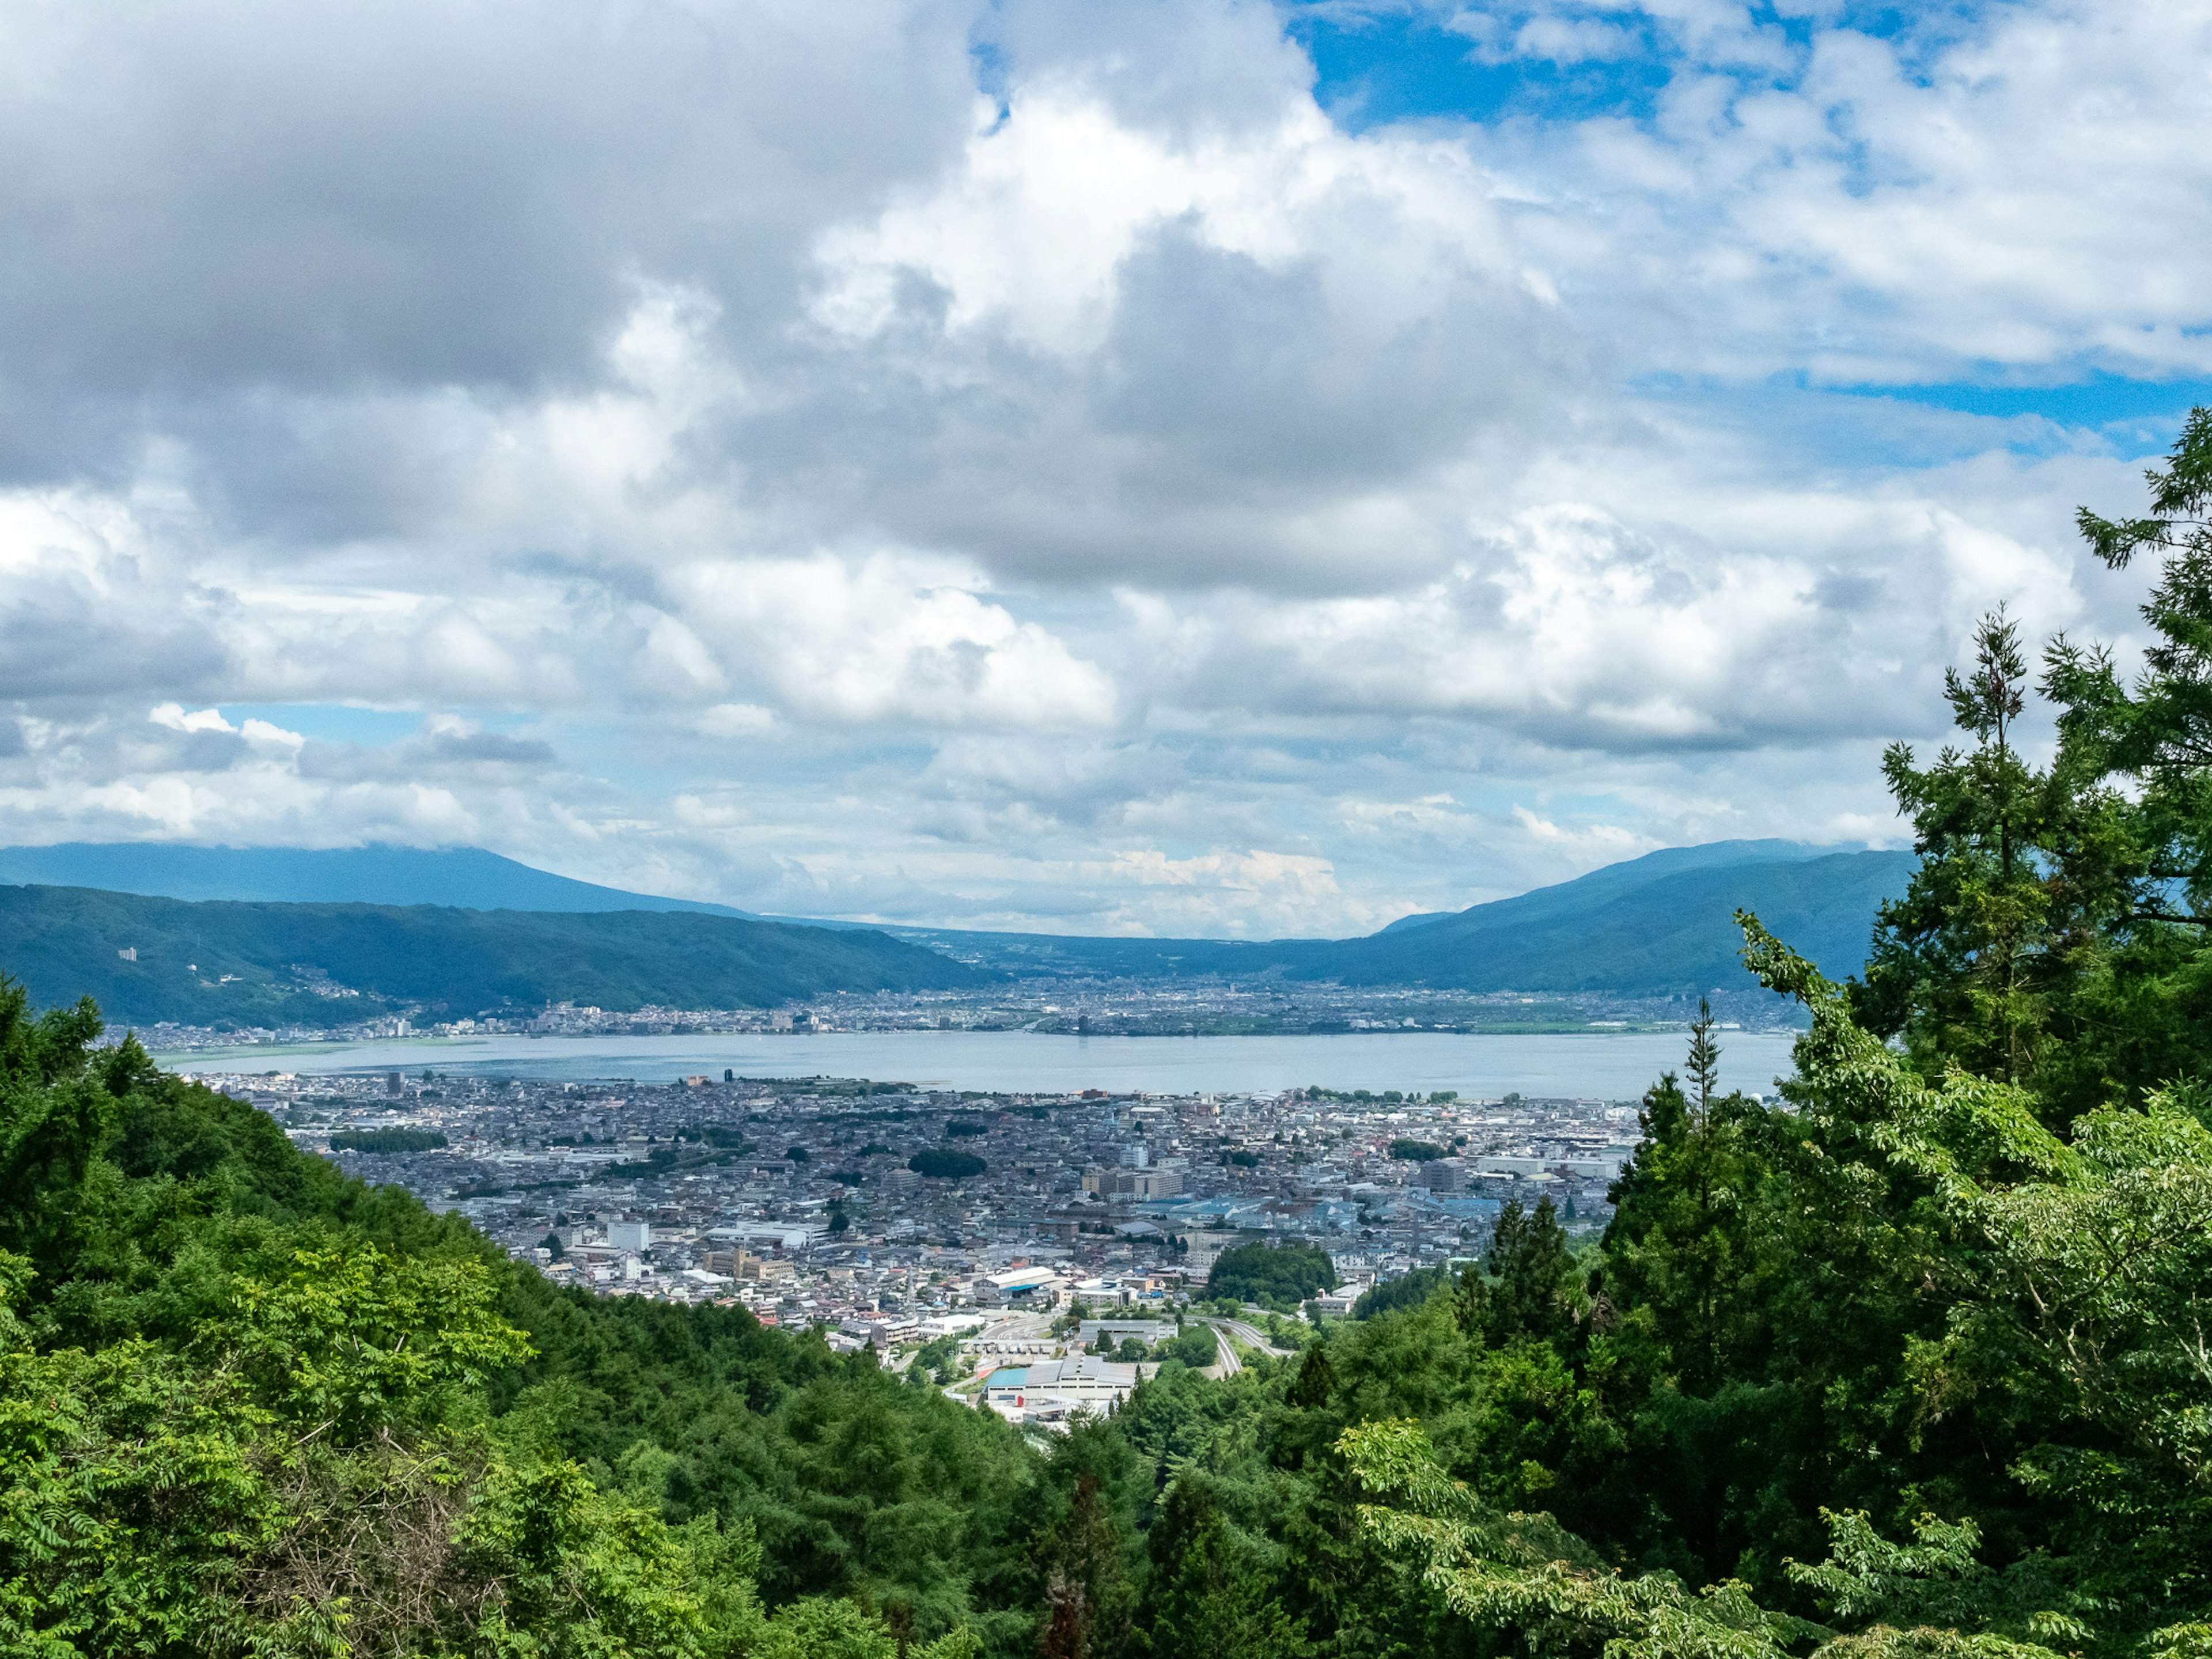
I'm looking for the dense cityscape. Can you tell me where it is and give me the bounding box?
[130,976,1797,1050]
[197,1062,1652,1424]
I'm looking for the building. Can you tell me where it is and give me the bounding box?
[1070,1274,1169,1310]
[1420,1158,1467,1194]
[979,1266,1070,1306]
[1474,1156,1546,1177]
[1084,1168,1185,1199]
[608,1219,652,1252]
[983,1354,1146,1425]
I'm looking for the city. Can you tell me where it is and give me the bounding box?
[128,975,1794,1050]
[198,1062,1650,1425]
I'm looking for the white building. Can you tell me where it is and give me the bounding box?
[983,1354,1149,1426]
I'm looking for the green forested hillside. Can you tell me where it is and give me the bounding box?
[0,884,990,1026]
[6,953,2209,1658]
[880,843,1911,991]
[7,419,2212,1658]
[1323,846,1915,990]
[0,976,1037,1656]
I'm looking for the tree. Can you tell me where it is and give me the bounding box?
[1034,1469,1134,1659]
[2030,404,2212,1107]
[1856,413,2212,1118]
[1857,608,2068,1091]
[1206,1243,1336,1310]
[908,1149,986,1180]
[1135,1479,1307,1659]
[1455,1196,1571,1349]
[1601,1010,1771,1391]
[1349,1267,1445,1320]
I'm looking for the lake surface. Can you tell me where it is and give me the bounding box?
[160,1028,1804,1100]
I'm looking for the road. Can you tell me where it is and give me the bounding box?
[1195,1314,1296,1377]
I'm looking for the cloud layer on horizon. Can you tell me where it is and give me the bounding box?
[0,0,2205,936]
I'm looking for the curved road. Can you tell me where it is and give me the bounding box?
[1196,1314,1296,1377]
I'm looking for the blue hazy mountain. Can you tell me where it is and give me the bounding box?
[0,843,759,918]
[0,884,984,1028]
[1,836,1917,1000]
[1374,839,1849,934]
[880,840,1915,992]
[1316,846,1915,991]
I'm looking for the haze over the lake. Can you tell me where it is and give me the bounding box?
[162,1029,1804,1100]
[3,0,2206,936]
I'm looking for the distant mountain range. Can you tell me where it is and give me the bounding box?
[0,885,984,1029]
[0,836,1916,1022]
[0,843,762,918]
[877,840,1915,992]
[1310,843,1914,992]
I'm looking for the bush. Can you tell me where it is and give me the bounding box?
[328,1127,447,1153]
[908,1148,986,1180]
[1351,1266,1448,1319]
[1206,1241,1337,1310]
[1162,1324,1221,1367]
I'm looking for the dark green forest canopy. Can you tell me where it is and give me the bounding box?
[1205,1241,1338,1309]
[1348,1264,1446,1319]
[3,421,2212,1659]
[908,1147,987,1179]
[328,1126,449,1153]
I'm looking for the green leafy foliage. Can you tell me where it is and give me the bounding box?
[1158,1325,1221,1368]
[0,972,1036,1657]
[1349,1267,1445,1320]
[329,1127,448,1153]
[908,1149,986,1180]
[1388,1139,1444,1161]
[1206,1243,1336,1312]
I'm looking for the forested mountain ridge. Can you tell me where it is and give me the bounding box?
[878,843,1912,990]
[5,837,1912,998]
[1319,845,1914,990]
[1373,836,1855,933]
[0,883,989,1027]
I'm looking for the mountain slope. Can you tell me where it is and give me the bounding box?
[1372,839,1850,934]
[1,839,1918,1003]
[0,842,761,918]
[1322,849,1916,991]
[0,884,989,1027]
[881,844,1915,991]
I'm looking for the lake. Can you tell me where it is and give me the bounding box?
[158,1028,1804,1100]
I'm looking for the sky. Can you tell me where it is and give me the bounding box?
[1,0,2208,938]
